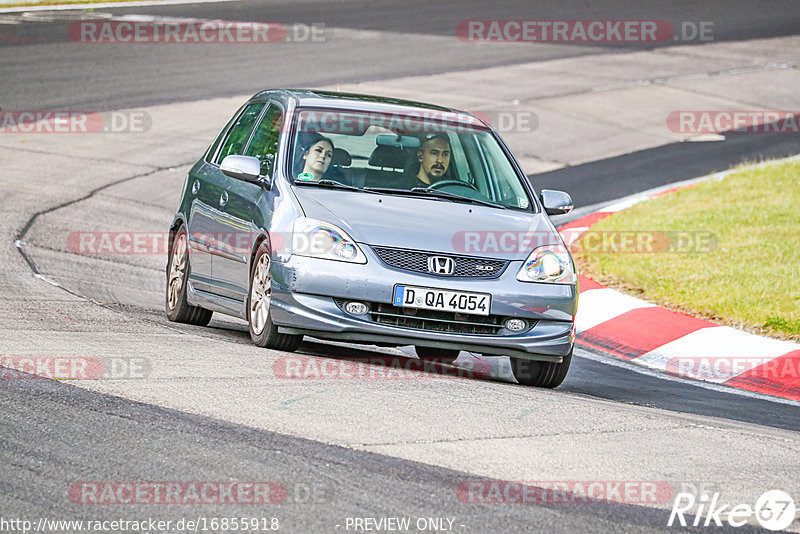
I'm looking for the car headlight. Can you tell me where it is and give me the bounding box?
[292,218,367,264]
[516,244,576,284]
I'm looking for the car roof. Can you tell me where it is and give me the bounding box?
[251,88,486,127]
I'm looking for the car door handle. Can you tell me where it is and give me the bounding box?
[219,191,228,207]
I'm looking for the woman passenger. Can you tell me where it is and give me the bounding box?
[296,133,334,181]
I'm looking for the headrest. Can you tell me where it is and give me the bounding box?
[332,148,351,167]
[376,134,420,149]
[368,145,406,169]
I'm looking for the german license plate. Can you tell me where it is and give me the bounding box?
[392,285,491,316]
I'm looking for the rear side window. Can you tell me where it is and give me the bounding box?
[245,104,283,177]
[214,103,265,164]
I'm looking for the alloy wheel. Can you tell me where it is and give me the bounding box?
[250,253,271,335]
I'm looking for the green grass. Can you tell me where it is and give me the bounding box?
[574,159,800,340]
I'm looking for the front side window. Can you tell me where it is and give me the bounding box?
[205,106,242,163]
[245,105,284,176]
[286,108,533,211]
[214,103,265,165]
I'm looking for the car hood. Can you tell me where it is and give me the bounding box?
[291,187,562,260]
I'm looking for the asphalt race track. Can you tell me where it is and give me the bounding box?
[2,1,800,533]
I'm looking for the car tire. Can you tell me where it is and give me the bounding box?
[510,348,572,388]
[248,240,302,351]
[414,346,460,364]
[165,224,213,326]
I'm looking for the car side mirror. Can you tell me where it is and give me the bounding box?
[220,155,271,189]
[540,189,573,215]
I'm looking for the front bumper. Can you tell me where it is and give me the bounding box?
[269,253,576,362]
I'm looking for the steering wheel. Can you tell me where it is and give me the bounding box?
[428,180,479,191]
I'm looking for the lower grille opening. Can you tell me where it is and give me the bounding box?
[336,299,511,335]
[372,304,504,334]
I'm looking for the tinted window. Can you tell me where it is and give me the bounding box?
[214,103,265,164]
[244,104,283,176]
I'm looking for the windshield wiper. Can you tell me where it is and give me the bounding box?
[293,179,360,191]
[409,187,506,209]
[362,186,506,209]
[362,186,459,201]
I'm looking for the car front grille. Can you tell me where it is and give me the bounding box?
[371,246,508,278]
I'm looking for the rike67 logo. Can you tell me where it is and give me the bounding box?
[669,490,796,530]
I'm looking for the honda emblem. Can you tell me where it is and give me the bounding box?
[427,256,455,275]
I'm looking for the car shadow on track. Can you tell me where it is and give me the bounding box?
[202,316,517,384]
[296,339,516,384]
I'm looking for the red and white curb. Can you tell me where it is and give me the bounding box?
[557,162,800,402]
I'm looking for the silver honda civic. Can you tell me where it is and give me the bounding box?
[166,89,577,387]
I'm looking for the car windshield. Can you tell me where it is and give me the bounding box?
[287,108,533,210]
